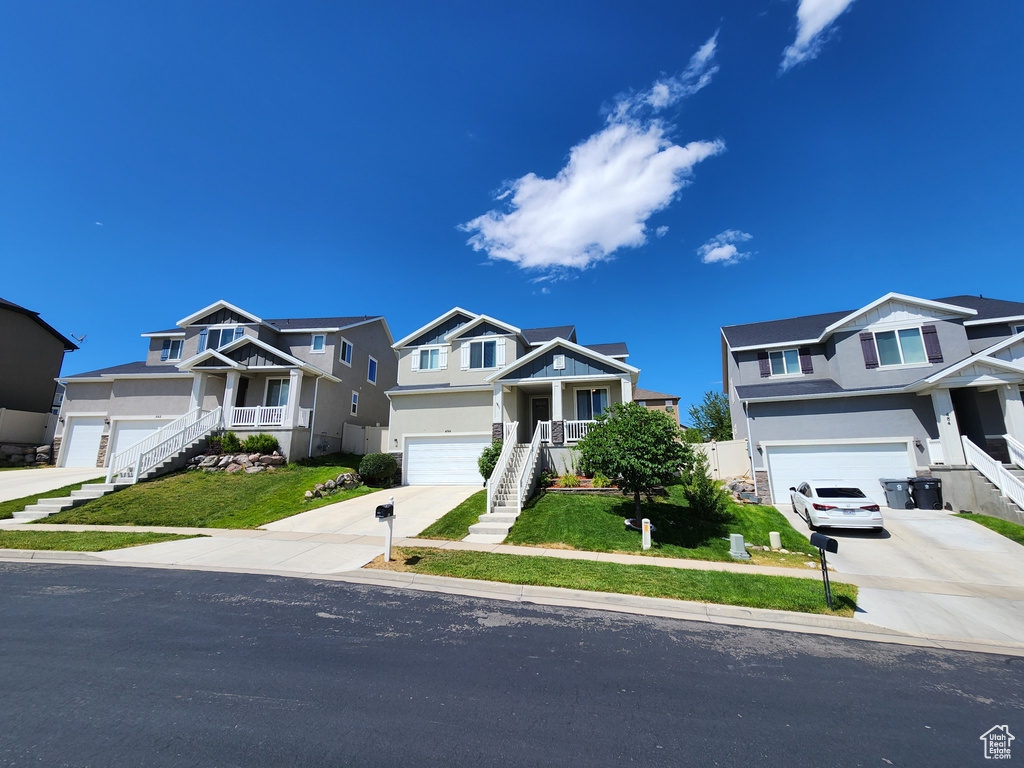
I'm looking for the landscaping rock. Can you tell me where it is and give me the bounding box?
[313,489,322,498]
[225,463,244,474]
[305,490,314,500]
[315,483,326,492]
[35,454,48,462]
[10,454,24,464]
[325,479,336,490]
[241,459,253,469]
[36,445,51,455]
[217,456,233,468]
[199,455,220,468]
[248,454,261,463]
[1,445,22,455]
[263,456,285,466]
[245,466,265,474]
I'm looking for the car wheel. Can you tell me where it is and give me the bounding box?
[806,514,818,531]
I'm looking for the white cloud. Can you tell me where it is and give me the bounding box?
[461,33,724,272]
[698,230,753,266]
[780,0,857,73]
[655,226,669,238]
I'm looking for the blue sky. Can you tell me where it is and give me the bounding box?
[3,1,1022,414]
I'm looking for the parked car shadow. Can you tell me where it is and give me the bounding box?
[819,527,891,540]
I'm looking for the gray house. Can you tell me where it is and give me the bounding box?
[722,293,1024,507]
[56,300,396,470]
[0,297,77,414]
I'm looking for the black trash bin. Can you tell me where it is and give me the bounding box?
[880,478,914,509]
[909,477,943,510]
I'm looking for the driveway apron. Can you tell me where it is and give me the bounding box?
[0,467,107,503]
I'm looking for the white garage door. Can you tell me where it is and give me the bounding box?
[109,420,172,463]
[62,417,105,468]
[406,436,491,486]
[766,442,913,506]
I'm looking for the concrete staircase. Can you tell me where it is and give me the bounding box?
[466,443,530,543]
[964,462,1024,525]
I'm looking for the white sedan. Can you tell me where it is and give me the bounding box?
[789,480,884,531]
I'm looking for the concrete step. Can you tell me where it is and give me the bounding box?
[467,521,512,536]
[478,512,519,525]
[70,487,113,500]
[462,533,508,545]
[12,509,56,522]
[34,497,76,510]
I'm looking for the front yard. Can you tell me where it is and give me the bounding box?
[38,454,374,528]
[0,530,200,551]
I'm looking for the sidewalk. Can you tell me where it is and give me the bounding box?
[3,522,1024,656]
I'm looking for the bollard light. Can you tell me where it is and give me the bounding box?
[641,518,651,550]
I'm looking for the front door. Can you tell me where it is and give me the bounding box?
[234,376,249,408]
[531,397,550,434]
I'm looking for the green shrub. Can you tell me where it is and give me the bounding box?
[359,453,398,486]
[242,433,279,455]
[684,452,730,521]
[478,440,503,480]
[538,469,558,487]
[592,472,611,488]
[559,473,581,488]
[208,431,242,454]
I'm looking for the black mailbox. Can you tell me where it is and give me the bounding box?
[809,532,838,553]
[375,503,394,519]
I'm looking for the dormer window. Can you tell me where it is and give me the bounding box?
[199,326,243,352]
[769,349,801,376]
[160,339,183,362]
[311,334,326,353]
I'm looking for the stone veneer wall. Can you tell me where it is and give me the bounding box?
[551,420,564,446]
[754,470,771,503]
[95,435,109,468]
[492,422,503,442]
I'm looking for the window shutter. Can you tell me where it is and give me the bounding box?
[921,325,943,363]
[859,333,879,369]
[198,328,208,352]
[234,326,244,342]
[496,340,506,366]
[410,349,420,371]
[460,344,470,370]
[757,351,770,378]
[438,347,447,370]
[160,339,171,361]
[799,347,813,374]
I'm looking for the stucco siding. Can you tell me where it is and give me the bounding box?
[0,309,67,413]
[387,390,492,453]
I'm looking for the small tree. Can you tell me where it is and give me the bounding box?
[478,439,503,481]
[687,390,732,442]
[577,401,693,524]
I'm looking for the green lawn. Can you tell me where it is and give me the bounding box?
[502,485,817,565]
[417,490,486,540]
[39,457,375,528]
[956,513,1024,546]
[369,546,857,616]
[0,476,107,521]
[0,530,200,551]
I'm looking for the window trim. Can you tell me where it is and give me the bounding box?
[1012,324,1024,336]
[310,334,326,354]
[201,325,243,352]
[339,337,352,366]
[367,355,378,385]
[469,339,498,370]
[350,390,359,416]
[161,338,184,362]
[871,326,929,368]
[574,386,610,421]
[264,377,291,408]
[417,346,443,371]
[767,348,802,377]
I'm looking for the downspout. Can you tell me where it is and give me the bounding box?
[308,375,320,457]
[743,399,755,479]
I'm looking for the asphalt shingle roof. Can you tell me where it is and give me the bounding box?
[734,378,905,400]
[64,361,181,378]
[934,295,1024,322]
[634,387,679,402]
[584,342,629,357]
[266,316,381,330]
[522,325,576,344]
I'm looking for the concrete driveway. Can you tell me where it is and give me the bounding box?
[262,484,480,537]
[0,467,106,503]
[777,502,1024,645]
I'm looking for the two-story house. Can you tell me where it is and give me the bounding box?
[386,308,640,485]
[722,293,1024,506]
[56,300,396,469]
[1,296,77,418]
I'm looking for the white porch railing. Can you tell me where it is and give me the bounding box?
[963,435,1024,512]
[564,420,597,442]
[108,407,222,484]
[229,406,285,428]
[1006,434,1024,472]
[537,420,551,443]
[486,421,518,514]
[516,421,545,513]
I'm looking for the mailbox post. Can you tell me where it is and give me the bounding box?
[376,496,395,562]
[809,532,838,610]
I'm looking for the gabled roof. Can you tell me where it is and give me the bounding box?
[522,325,576,345]
[61,361,185,380]
[266,316,382,332]
[141,328,186,337]
[0,296,78,351]
[179,335,340,382]
[177,300,264,327]
[939,295,1024,326]
[486,337,639,383]
[393,307,477,349]
[584,342,628,358]
[908,330,1024,390]
[444,314,521,342]
[634,387,679,402]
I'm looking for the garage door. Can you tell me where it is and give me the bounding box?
[765,442,913,506]
[109,419,172,463]
[406,436,491,485]
[62,417,105,468]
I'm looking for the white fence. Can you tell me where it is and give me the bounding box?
[342,423,388,455]
[693,439,750,480]
[0,409,55,445]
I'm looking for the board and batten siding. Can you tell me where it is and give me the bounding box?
[500,347,621,380]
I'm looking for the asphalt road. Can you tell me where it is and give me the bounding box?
[2,564,1021,767]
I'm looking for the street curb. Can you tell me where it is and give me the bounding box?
[0,549,106,562]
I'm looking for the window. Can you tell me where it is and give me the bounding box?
[1012,324,1024,336]
[552,354,566,370]
[160,339,183,362]
[874,328,927,366]
[769,349,801,376]
[200,326,243,351]
[339,338,352,366]
[576,388,609,420]
[419,348,440,370]
[311,334,326,353]
[470,339,496,369]
[367,356,378,384]
[265,378,290,407]
[350,391,358,416]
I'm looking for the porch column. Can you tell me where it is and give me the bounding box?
[222,371,240,428]
[621,377,632,403]
[551,380,564,445]
[930,388,966,465]
[996,384,1024,444]
[189,373,208,411]
[284,369,303,428]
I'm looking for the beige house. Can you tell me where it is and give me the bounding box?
[387,307,640,486]
[56,300,395,475]
[634,387,681,426]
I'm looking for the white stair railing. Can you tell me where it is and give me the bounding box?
[516,422,546,514]
[1005,434,1024,472]
[107,408,203,483]
[486,422,518,514]
[963,435,1024,511]
[564,420,597,442]
[110,407,222,484]
[537,420,551,443]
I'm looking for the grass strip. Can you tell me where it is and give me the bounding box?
[0,530,200,552]
[417,490,486,540]
[368,547,857,616]
[0,476,107,521]
[956,513,1024,546]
